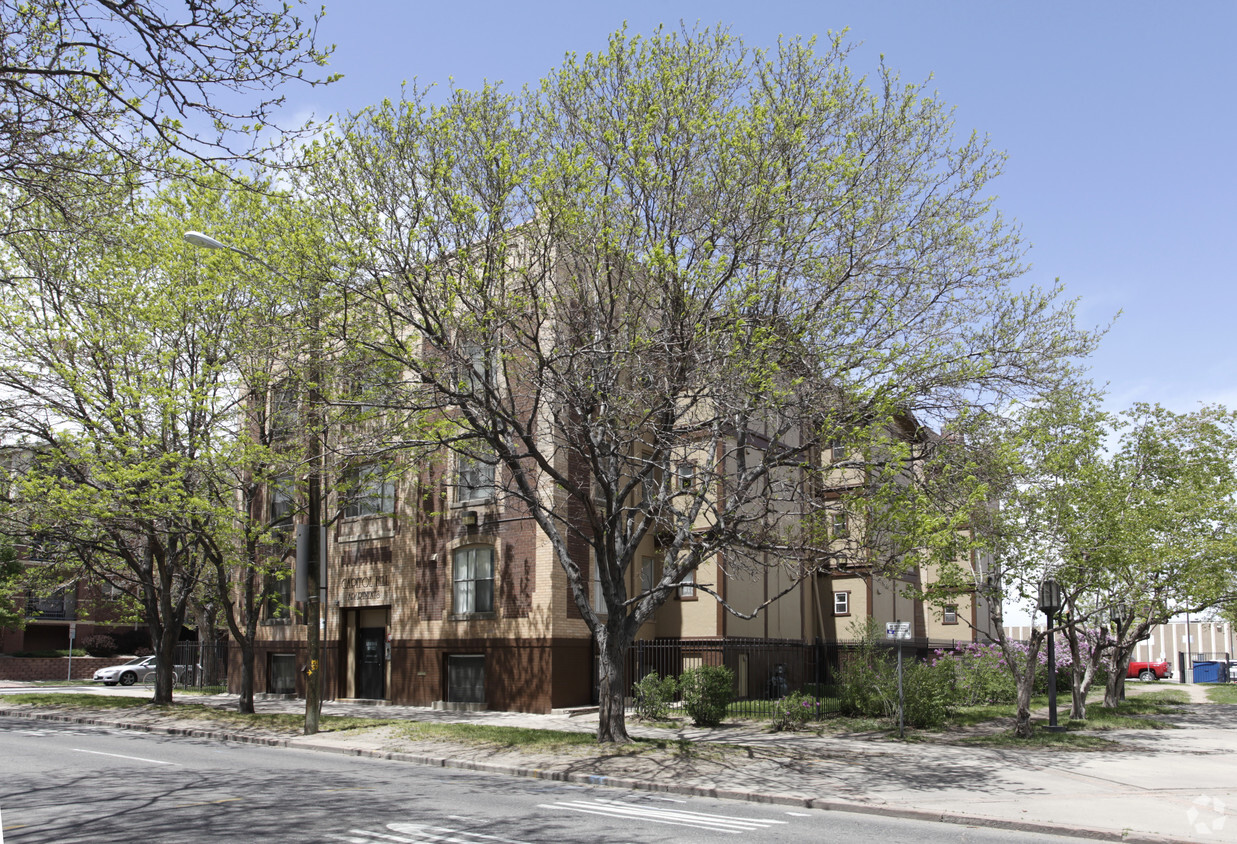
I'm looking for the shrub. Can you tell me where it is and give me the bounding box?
[770,690,822,731]
[679,664,734,727]
[632,671,677,720]
[837,621,957,728]
[82,633,118,657]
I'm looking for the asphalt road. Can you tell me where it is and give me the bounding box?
[0,716,1070,843]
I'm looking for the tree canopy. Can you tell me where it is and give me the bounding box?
[0,0,335,226]
[303,26,1100,741]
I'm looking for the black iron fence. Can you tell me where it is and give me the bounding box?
[172,639,229,693]
[619,636,974,719]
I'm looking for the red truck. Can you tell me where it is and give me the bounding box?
[1126,660,1173,681]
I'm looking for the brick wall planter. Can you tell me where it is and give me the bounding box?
[0,656,134,682]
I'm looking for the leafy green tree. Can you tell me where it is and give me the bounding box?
[306,26,1098,743]
[0,167,326,703]
[0,543,24,631]
[927,394,1237,734]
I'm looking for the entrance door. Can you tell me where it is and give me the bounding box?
[357,627,386,700]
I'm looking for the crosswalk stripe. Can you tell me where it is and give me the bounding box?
[540,800,788,833]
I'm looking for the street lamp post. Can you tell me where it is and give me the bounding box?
[184,230,326,736]
[1038,578,1065,732]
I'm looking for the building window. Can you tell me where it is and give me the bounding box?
[678,568,696,600]
[833,590,850,616]
[342,464,395,519]
[453,546,494,614]
[944,604,959,625]
[591,553,609,616]
[460,341,492,395]
[677,462,695,489]
[269,653,297,694]
[830,442,847,463]
[456,454,495,504]
[447,654,486,704]
[269,476,295,528]
[831,511,848,538]
[264,568,291,620]
[269,382,298,440]
[640,555,655,596]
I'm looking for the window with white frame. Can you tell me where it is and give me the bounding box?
[831,511,848,538]
[453,546,494,614]
[678,568,696,599]
[830,442,847,462]
[943,604,958,625]
[456,454,496,504]
[677,462,695,490]
[342,464,395,518]
[460,341,491,395]
[833,590,850,616]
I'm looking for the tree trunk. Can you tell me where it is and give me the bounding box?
[1013,657,1037,738]
[237,639,255,714]
[595,629,630,744]
[1104,667,1127,708]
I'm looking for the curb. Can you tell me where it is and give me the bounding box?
[0,707,1185,843]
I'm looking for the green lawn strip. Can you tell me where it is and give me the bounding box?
[1,694,399,733]
[390,721,686,755]
[1205,685,1237,704]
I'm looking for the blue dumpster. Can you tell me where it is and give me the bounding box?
[1192,661,1224,683]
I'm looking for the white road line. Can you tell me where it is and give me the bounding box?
[354,825,533,844]
[437,821,534,843]
[541,800,788,833]
[72,748,178,766]
[585,798,789,826]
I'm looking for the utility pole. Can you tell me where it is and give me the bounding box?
[304,303,325,736]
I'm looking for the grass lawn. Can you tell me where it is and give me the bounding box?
[1205,685,1237,704]
[1,693,401,733]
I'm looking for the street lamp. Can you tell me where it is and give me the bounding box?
[1038,578,1065,732]
[183,230,327,736]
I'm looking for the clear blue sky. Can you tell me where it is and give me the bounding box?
[283,1,1236,415]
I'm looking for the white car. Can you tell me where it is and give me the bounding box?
[92,656,184,686]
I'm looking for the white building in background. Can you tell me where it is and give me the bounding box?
[1002,619,1236,666]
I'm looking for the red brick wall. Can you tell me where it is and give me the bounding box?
[0,656,133,681]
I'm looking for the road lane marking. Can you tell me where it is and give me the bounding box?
[334,826,534,844]
[72,748,179,765]
[540,799,789,833]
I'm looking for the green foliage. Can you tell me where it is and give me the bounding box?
[837,623,957,728]
[0,544,24,630]
[632,671,677,721]
[770,691,823,732]
[678,665,735,727]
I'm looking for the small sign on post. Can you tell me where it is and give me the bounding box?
[886,620,911,737]
[885,621,911,640]
[68,622,77,681]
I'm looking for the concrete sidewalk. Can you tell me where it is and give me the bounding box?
[3,682,1234,843]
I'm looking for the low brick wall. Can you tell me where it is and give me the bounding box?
[0,656,133,682]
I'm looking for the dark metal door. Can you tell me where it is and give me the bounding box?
[357,627,385,700]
